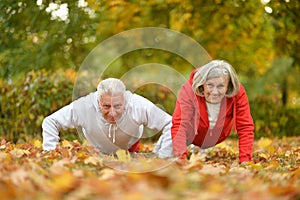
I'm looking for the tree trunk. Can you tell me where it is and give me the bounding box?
[281,78,287,106]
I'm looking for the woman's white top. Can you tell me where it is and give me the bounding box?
[206,102,221,129]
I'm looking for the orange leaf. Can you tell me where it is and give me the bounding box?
[48,171,79,194]
[269,185,297,196]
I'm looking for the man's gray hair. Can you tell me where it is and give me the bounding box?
[192,60,240,97]
[97,78,126,100]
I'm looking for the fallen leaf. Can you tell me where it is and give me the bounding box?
[48,171,79,195]
[10,148,30,158]
[84,155,102,166]
[32,139,42,149]
[257,137,272,150]
[115,149,131,163]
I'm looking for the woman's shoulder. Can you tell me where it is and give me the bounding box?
[232,84,249,103]
[237,84,246,96]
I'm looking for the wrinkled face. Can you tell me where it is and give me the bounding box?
[203,76,229,104]
[98,93,125,124]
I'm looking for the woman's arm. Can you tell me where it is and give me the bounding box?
[235,85,255,163]
[171,81,198,158]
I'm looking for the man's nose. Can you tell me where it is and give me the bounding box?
[108,108,116,116]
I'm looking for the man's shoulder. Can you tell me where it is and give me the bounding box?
[126,91,148,102]
[73,91,98,110]
[125,91,153,107]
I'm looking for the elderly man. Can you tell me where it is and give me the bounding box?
[42,78,172,157]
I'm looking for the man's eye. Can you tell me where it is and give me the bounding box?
[114,105,122,109]
[103,105,110,109]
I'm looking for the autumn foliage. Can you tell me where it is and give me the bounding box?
[0,137,299,199]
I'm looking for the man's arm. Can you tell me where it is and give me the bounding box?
[42,103,78,151]
[152,117,173,158]
[130,94,173,158]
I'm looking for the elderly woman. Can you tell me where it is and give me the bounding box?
[42,78,172,157]
[154,60,254,163]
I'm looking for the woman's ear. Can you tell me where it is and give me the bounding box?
[198,85,204,96]
[226,80,234,95]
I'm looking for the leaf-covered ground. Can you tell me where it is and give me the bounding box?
[0,137,299,200]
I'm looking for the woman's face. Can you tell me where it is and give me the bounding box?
[203,76,229,104]
[98,93,125,124]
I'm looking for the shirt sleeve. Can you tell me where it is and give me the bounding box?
[130,94,173,158]
[171,81,198,158]
[153,120,173,158]
[42,102,79,151]
[235,85,255,163]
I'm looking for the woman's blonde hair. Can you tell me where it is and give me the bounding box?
[192,60,240,97]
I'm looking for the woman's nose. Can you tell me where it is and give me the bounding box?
[210,87,218,94]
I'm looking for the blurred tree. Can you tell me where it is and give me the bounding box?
[0,0,299,105]
[264,0,300,106]
[0,0,274,79]
[0,0,97,79]
[167,0,275,76]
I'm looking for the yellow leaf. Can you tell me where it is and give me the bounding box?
[207,182,224,193]
[32,139,42,149]
[115,149,131,163]
[77,152,87,159]
[258,152,270,159]
[266,160,280,170]
[267,145,275,155]
[249,162,263,170]
[84,156,102,166]
[257,137,272,150]
[62,140,73,148]
[49,171,78,194]
[189,152,201,162]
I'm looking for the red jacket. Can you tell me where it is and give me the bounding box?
[171,69,254,163]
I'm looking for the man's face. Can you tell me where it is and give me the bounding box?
[203,76,229,104]
[98,93,125,124]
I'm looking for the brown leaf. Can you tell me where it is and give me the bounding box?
[10,148,30,158]
[268,185,297,196]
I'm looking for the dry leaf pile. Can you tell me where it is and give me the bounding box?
[0,137,299,200]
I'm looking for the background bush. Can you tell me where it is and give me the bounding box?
[0,69,75,143]
[249,96,300,138]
